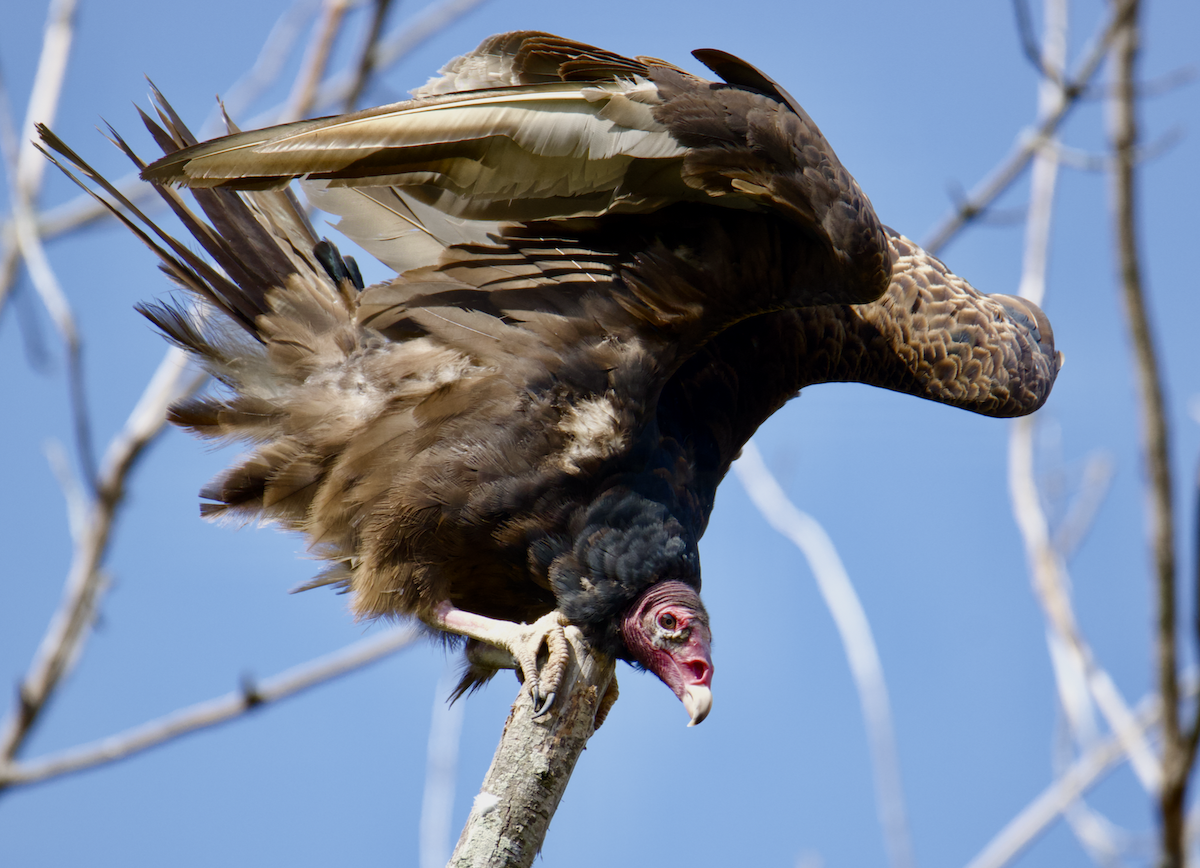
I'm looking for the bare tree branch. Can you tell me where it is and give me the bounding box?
[0,0,78,322]
[343,0,397,111]
[303,0,493,112]
[1031,126,1185,173]
[1105,3,1193,864]
[925,0,1137,254]
[1009,5,1158,850]
[1012,0,1065,87]
[282,0,356,122]
[0,347,204,774]
[1080,64,1199,102]
[0,0,97,489]
[448,629,614,868]
[1052,451,1115,561]
[1010,416,1162,785]
[0,626,419,789]
[420,666,466,868]
[214,0,323,126]
[734,441,915,868]
[965,683,1191,868]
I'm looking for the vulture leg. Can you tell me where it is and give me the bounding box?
[430,603,570,717]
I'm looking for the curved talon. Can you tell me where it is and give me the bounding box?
[429,604,572,718]
[519,616,568,718]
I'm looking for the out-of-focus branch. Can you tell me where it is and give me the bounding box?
[420,666,466,868]
[282,0,355,122]
[0,0,77,322]
[1052,451,1115,561]
[1010,416,1162,794]
[303,0,492,114]
[1012,0,1065,87]
[925,0,1136,254]
[1009,4,1158,854]
[1,0,493,317]
[965,682,1192,868]
[1026,126,1185,173]
[1106,3,1192,865]
[344,0,397,111]
[0,0,96,488]
[0,347,205,774]
[1081,65,1199,102]
[734,441,915,868]
[0,626,419,789]
[448,628,614,868]
[212,0,322,128]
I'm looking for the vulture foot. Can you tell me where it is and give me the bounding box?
[431,604,570,718]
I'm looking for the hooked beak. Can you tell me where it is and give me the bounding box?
[664,643,713,727]
[682,684,712,727]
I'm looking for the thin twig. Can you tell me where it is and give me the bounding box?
[1012,0,1065,87]
[211,0,323,130]
[1010,418,1162,792]
[1052,451,1115,560]
[925,0,1137,254]
[965,684,1190,868]
[0,0,78,323]
[420,665,466,868]
[1006,12,1141,836]
[0,627,420,788]
[734,441,915,868]
[283,0,355,122]
[0,348,204,773]
[0,0,97,489]
[1106,3,1191,864]
[344,0,397,111]
[1032,126,1184,173]
[300,0,494,114]
[1080,64,1199,101]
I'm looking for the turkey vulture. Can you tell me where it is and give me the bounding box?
[39,31,1060,728]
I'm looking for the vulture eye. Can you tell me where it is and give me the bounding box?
[658,612,678,631]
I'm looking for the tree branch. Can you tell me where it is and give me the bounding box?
[734,441,915,868]
[1008,0,1158,812]
[0,347,204,771]
[924,0,1137,254]
[1105,2,1190,864]
[0,626,419,790]
[449,628,615,868]
[282,0,355,122]
[965,679,1194,868]
[343,0,396,111]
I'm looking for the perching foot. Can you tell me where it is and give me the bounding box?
[431,603,570,717]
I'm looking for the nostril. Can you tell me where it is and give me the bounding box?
[687,660,712,684]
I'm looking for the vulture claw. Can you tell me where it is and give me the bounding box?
[430,604,571,718]
[515,613,569,719]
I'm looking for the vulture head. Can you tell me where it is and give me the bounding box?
[620,582,713,725]
[544,488,714,724]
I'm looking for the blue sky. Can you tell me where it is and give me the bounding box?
[3,1,1199,866]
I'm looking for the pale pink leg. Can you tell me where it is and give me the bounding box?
[429,603,570,716]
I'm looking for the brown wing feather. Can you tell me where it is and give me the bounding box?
[141,32,889,310]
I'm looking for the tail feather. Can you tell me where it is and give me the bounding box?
[39,95,383,535]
